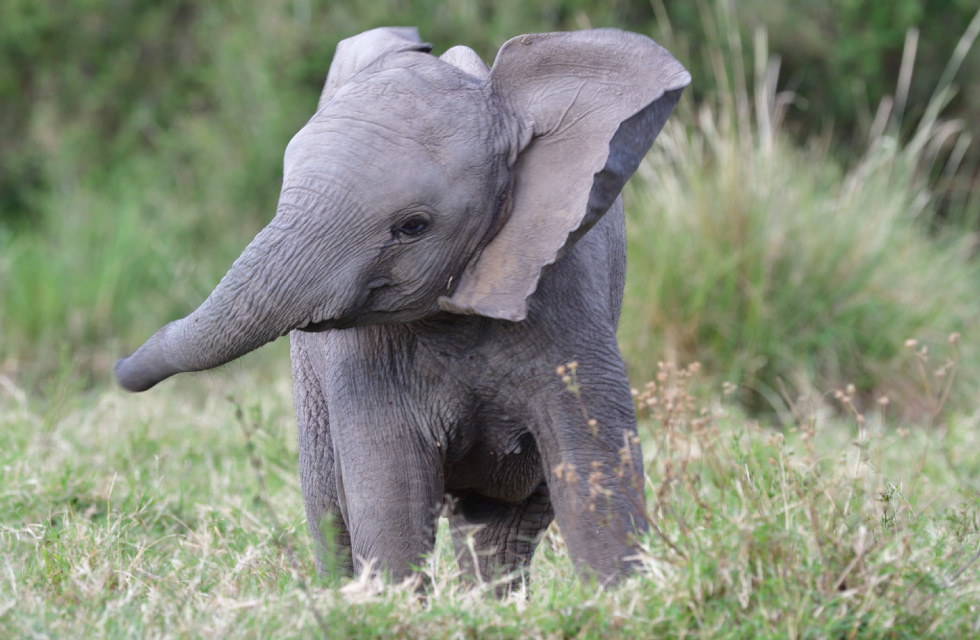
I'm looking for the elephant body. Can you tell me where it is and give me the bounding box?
[116,27,689,589]
[292,198,636,587]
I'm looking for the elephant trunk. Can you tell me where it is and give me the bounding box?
[115,212,343,392]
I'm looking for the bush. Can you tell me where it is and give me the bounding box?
[619,27,980,416]
[2,0,978,413]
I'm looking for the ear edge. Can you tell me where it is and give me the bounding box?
[582,84,687,232]
[437,294,527,322]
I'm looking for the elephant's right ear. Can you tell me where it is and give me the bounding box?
[318,27,432,110]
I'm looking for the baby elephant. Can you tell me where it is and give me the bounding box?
[116,27,689,590]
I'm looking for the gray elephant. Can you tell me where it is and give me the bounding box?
[116,27,689,590]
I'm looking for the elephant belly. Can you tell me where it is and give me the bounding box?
[443,431,544,504]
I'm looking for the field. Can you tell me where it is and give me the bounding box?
[3,1,980,637]
[3,351,980,638]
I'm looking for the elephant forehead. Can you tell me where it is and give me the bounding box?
[281,131,486,218]
[314,55,497,154]
[340,50,489,113]
[282,54,507,206]
[287,101,499,190]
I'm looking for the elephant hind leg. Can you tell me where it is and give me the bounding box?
[449,483,554,597]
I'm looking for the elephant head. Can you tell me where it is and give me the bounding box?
[115,27,690,392]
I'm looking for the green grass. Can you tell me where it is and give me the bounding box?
[618,19,980,416]
[3,356,979,638]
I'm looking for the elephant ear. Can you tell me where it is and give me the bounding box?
[439,46,490,81]
[440,30,690,321]
[318,27,432,110]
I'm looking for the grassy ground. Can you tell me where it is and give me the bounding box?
[3,347,979,638]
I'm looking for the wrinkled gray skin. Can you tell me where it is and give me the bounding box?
[116,27,690,590]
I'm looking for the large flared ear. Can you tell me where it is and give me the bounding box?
[318,27,432,110]
[440,30,690,321]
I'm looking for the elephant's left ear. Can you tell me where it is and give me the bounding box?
[440,30,690,321]
[318,27,432,109]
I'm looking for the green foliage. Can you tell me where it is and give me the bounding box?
[1,0,978,405]
[0,0,204,226]
[736,0,980,220]
[737,0,980,135]
[618,11,980,416]
[620,111,980,413]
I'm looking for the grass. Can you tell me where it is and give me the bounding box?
[3,348,979,638]
[618,11,980,416]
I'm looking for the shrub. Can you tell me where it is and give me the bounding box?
[619,25,980,416]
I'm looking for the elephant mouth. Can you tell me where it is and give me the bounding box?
[295,276,397,333]
[296,318,340,333]
[297,306,430,332]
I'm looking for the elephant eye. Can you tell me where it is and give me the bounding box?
[393,216,429,238]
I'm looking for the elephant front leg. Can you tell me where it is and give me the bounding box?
[534,365,648,584]
[291,338,353,579]
[448,482,554,596]
[332,421,445,584]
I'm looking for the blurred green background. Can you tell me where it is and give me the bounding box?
[1,0,978,416]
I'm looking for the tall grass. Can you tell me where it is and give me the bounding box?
[620,8,980,416]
